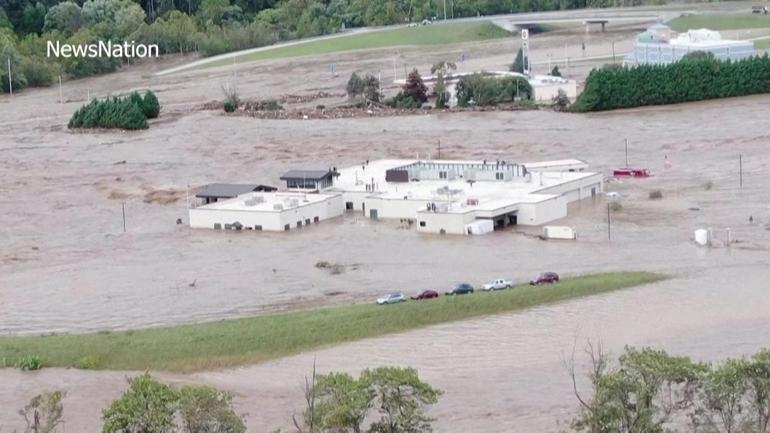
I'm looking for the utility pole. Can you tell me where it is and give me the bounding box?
[612,41,616,64]
[438,139,441,159]
[122,202,126,233]
[443,0,447,20]
[739,154,743,188]
[607,203,612,241]
[7,58,12,95]
[624,138,629,167]
[58,75,63,104]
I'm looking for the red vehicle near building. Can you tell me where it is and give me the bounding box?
[613,168,652,177]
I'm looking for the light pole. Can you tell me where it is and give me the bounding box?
[7,58,12,95]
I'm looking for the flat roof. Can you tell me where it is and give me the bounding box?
[280,170,333,181]
[196,192,338,212]
[329,159,599,214]
[195,183,261,198]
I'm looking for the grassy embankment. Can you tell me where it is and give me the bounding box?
[200,20,511,69]
[0,272,666,372]
[755,39,770,49]
[667,14,770,31]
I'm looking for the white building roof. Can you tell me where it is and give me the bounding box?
[329,159,598,215]
[198,191,338,212]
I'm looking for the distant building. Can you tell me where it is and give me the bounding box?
[190,158,602,235]
[624,23,755,66]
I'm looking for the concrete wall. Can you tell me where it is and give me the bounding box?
[416,210,476,235]
[534,173,603,203]
[189,195,344,231]
[363,196,448,220]
[517,196,568,225]
[532,81,578,102]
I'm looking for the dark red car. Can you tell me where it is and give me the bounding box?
[412,289,439,300]
[613,167,651,177]
[530,272,560,285]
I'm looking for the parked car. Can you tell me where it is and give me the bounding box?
[613,167,651,178]
[376,292,407,305]
[482,278,513,291]
[446,283,474,295]
[412,289,439,300]
[530,272,560,285]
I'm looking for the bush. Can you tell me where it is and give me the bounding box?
[609,201,623,212]
[222,84,239,113]
[510,47,525,73]
[75,355,99,369]
[403,68,427,103]
[142,90,161,119]
[178,386,245,433]
[102,374,179,433]
[649,189,663,200]
[575,54,770,112]
[16,355,43,370]
[456,73,532,107]
[387,92,422,109]
[68,96,149,130]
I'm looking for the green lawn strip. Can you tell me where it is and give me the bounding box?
[199,21,511,70]
[0,272,666,372]
[755,39,770,49]
[667,14,770,32]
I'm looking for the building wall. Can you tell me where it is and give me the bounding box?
[363,196,444,220]
[533,173,603,203]
[628,41,754,65]
[517,196,568,225]
[189,195,344,231]
[416,210,476,235]
[532,81,578,102]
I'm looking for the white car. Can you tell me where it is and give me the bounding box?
[377,292,407,305]
[482,278,513,291]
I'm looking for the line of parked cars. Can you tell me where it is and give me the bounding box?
[375,272,560,305]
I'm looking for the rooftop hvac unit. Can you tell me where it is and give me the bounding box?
[436,203,449,212]
[289,199,299,207]
[254,196,265,204]
[273,204,284,210]
[244,199,258,206]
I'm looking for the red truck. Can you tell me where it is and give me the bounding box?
[613,168,652,177]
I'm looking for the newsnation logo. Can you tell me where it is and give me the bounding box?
[47,40,159,58]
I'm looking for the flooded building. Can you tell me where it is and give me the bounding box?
[189,159,602,235]
[624,23,755,66]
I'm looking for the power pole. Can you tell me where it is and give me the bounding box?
[438,139,441,159]
[739,154,743,188]
[607,203,612,241]
[122,202,126,233]
[624,138,629,167]
[443,0,447,20]
[7,58,12,95]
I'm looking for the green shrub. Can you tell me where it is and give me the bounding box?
[142,90,161,119]
[387,92,422,109]
[75,355,99,369]
[456,73,532,107]
[223,100,237,113]
[68,94,150,130]
[575,54,770,112]
[609,201,623,212]
[16,355,43,370]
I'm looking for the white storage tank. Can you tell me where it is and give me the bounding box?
[694,229,709,246]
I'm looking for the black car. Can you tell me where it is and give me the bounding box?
[446,283,474,295]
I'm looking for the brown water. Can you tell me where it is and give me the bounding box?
[1,18,770,431]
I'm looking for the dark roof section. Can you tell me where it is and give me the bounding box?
[195,183,276,199]
[280,170,333,181]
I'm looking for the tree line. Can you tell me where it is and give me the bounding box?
[0,0,691,94]
[8,366,441,433]
[68,89,160,129]
[574,53,770,112]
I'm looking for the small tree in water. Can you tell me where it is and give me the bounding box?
[402,69,428,105]
[510,47,525,73]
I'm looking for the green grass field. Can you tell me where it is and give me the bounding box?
[200,21,511,69]
[755,38,770,49]
[667,14,770,32]
[0,272,666,372]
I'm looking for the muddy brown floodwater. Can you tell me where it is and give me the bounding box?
[1,15,770,432]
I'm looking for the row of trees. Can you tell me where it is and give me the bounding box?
[574,53,770,112]
[570,345,770,433]
[8,366,440,433]
[346,62,532,110]
[68,89,160,129]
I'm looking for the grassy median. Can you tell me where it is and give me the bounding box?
[0,272,665,372]
[199,21,510,69]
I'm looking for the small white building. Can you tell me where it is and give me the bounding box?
[189,191,344,231]
[189,159,602,236]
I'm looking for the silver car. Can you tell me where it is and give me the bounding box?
[376,292,407,305]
